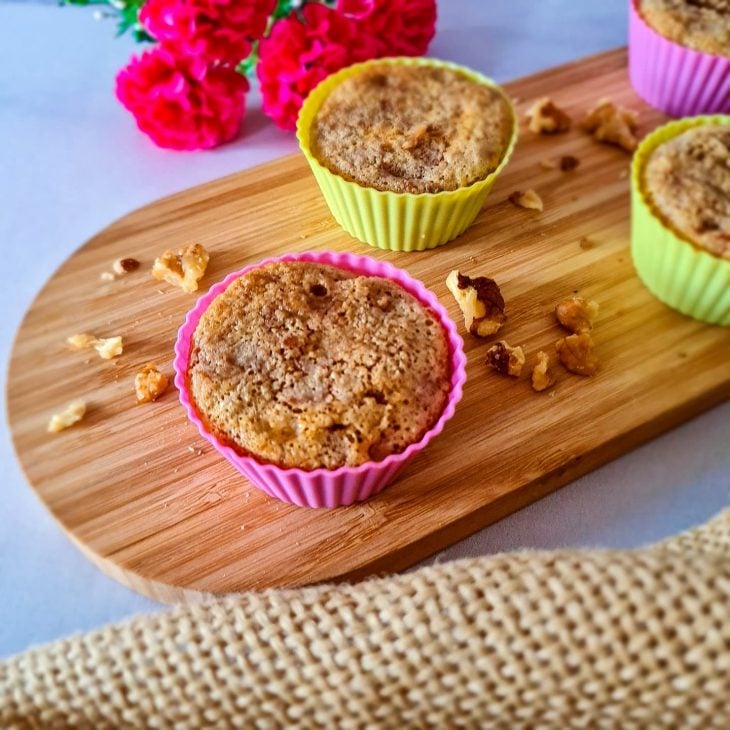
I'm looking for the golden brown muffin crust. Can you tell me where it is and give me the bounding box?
[638,0,730,56]
[643,124,730,259]
[310,64,513,194]
[188,262,451,469]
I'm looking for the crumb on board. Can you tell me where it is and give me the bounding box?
[134,364,169,403]
[526,97,572,134]
[152,242,209,293]
[67,333,123,360]
[531,351,556,392]
[485,341,525,377]
[113,257,141,275]
[509,189,543,211]
[579,236,595,250]
[445,270,506,337]
[582,98,638,153]
[47,400,86,433]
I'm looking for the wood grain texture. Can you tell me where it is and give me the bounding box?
[7,49,730,603]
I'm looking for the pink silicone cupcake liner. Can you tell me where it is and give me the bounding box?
[173,250,467,508]
[629,0,729,117]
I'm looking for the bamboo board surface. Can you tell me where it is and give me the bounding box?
[7,49,730,603]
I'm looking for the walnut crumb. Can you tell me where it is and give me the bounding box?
[555,296,599,334]
[560,155,580,171]
[67,333,123,360]
[445,270,506,337]
[556,332,598,376]
[152,242,209,293]
[134,364,169,403]
[48,400,86,433]
[579,236,595,250]
[582,98,638,153]
[485,341,525,377]
[100,271,116,282]
[113,257,141,275]
[531,351,556,392]
[509,189,543,211]
[540,158,558,170]
[527,97,572,134]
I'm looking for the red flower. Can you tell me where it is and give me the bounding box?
[337,0,437,56]
[116,47,248,150]
[257,3,380,132]
[140,0,275,65]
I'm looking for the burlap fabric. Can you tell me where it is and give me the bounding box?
[2,509,729,729]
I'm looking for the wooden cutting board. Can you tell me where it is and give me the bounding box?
[7,49,729,603]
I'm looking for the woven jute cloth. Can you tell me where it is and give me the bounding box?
[2,509,729,729]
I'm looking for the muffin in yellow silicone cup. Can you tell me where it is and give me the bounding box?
[631,115,730,326]
[296,57,518,252]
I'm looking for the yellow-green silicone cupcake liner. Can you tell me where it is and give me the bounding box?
[631,115,730,326]
[296,57,518,252]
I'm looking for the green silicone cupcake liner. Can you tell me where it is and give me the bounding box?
[631,115,730,326]
[297,57,518,252]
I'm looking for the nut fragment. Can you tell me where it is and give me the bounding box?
[113,257,141,275]
[100,271,116,282]
[539,158,558,170]
[135,364,169,403]
[582,98,639,152]
[152,243,209,293]
[47,400,86,433]
[67,333,123,360]
[485,341,525,377]
[527,97,572,134]
[556,333,599,376]
[509,189,543,211]
[445,270,506,337]
[555,296,599,334]
[560,155,580,171]
[531,351,556,392]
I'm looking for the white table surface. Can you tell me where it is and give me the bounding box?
[1,0,728,660]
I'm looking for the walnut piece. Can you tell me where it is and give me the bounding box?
[582,98,638,153]
[135,364,169,403]
[485,341,525,377]
[67,333,123,360]
[445,270,506,337]
[47,400,86,433]
[509,189,543,212]
[152,243,209,293]
[531,351,556,392]
[555,296,599,334]
[113,257,141,275]
[556,333,598,376]
[527,97,572,134]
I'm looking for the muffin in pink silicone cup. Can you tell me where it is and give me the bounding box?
[173,251,467,508]
[629,0,729,117]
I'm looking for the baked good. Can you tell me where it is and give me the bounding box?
[310,63,513,194]
[642,124,730,259]
[637,0,729,56]
[187,261,451,470]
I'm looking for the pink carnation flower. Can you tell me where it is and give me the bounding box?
[337,0,437,56]
[140,0,275,65]
[257,3,380,132]
[116,47,248,150]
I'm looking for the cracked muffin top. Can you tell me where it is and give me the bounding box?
[643,124,730,259]
[310,63,513,194]
[188,262,451,469]
[638,0,730,56]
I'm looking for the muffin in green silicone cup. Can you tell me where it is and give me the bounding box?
[296,57,518,252]
[631,115,729,326]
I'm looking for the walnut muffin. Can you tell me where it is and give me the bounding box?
[187,262,451,470]
[637,0,730,56]
[643,124,730,259]
[310,64,513,194]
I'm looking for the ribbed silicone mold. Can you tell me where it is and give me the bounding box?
[173,251,468,507]
[296,57,518,252]
[628,0,729,117]
[631,116,730,326]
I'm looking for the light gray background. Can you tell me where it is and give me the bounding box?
[1,1,728,659]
